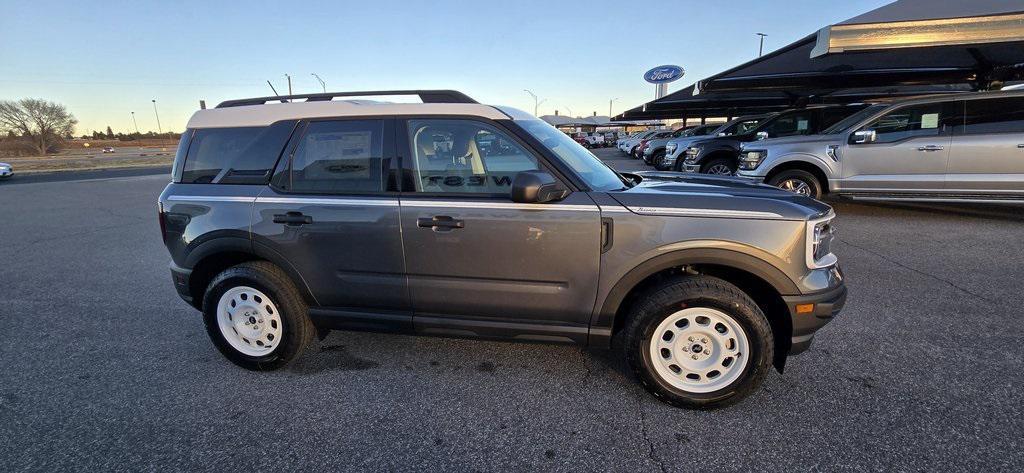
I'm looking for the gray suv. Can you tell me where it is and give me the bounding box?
[738,91,1024,201]
[159,90,846,409]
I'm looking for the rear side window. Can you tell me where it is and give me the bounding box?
[181,121,296,184]
[285,120,386,193]
[962,97,1024,135]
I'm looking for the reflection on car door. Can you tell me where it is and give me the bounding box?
[397,117,601,342]
[946,96,1024,194]
[839,102,955,193]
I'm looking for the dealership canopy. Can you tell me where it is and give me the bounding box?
[615,0,1024,121]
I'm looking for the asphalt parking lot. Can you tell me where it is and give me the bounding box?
[1,155,1022,472]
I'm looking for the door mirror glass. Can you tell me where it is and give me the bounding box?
[851,129,876,144]
[510,171,569,203]
[756,131,769,140]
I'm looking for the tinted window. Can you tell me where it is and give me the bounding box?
[821,105,868,130]
[860,103,946,143]
[286,120,385,193]
[407,119,540,194]
[758,111,814,138]
[181,122,295,184]
[962,97,1024,134]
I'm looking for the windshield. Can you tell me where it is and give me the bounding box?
[821,104,888,134]
[518,120,627,191]
[716,117,765,136]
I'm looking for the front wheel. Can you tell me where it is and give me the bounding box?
[202,261,316,370]
[621,276,774,409]
[701,158,735,175]
[767,169,823,199]
[652,151,669,170]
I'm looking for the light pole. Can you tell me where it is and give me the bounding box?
[285,74,293,95]
[523,89,546,116]
[563,105,574,118]
[130,111,139,134]
[151,100,162,136]
[609,98,619,117]
[756,33,768,57]
[311,73,326,93]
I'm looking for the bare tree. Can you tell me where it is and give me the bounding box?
[0,98,78,155]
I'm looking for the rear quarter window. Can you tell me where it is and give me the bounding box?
[181,121,297,184]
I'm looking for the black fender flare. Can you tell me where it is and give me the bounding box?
[588,248,798,347]
[182,236,319,306]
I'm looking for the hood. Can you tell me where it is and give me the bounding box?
[741,134,837,149]
[667,135,712,148]
[611,171,831,221]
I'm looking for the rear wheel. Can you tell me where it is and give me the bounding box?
[202,261,315,370]
[701,157,735,175]
[767,169,823,199]
[621,276,774,409]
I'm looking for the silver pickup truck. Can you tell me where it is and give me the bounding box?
[737,90,1024,202]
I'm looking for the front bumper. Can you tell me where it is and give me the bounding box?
[0,169,12,178]
[681,164,700,173]
[783,273,847,355]
[735,172,766,184]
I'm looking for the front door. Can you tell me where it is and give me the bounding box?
[397,117,601,337]
[840,102,955,193]
[251,118,410,312]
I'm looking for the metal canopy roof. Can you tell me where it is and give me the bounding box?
[614,0,1024,122]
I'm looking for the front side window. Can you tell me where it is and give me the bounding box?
[859,103,946,143]
[285,120,385,193]
[407,119,540,194]
[962,97,1024,135]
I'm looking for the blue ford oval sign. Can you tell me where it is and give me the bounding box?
[644,65,685,84]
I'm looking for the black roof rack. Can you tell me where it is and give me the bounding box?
[216,90,477,108]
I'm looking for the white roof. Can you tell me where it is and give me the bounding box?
[186,101,511,128]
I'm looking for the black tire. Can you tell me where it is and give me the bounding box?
[652,151,669,171]
[620,275,774,409]
[767,169,823,199]
[700,157,736,175]
[202,261,315,371]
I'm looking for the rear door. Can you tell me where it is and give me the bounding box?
[839,102,955,193]
[251,118,411,314]
[397,117,601,341]
[945,96,1024,194]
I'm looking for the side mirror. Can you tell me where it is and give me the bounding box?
[717,132,727,137]
[756,131,769,140]
[511,171,570,203]
[851,129,876,144]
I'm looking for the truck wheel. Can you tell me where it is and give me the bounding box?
[621,275,774,409]
[701,158,735,175]
[652,151,669,170]
[767,169,822,199]
[202,261,315,371]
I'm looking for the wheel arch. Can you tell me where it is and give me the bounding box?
[590,248,796,369]
[763,156,831,194]
[183,237,318,310]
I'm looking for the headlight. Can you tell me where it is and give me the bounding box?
[738,150,767,170]
[683,147,701,163]
[805,213,837,269]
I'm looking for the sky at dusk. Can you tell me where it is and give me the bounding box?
[1,0,891,134]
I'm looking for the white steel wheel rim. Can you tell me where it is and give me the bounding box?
[706,164,733,175]
[648,307,750,393]
[779,178,812,196]
[217,286,283,357]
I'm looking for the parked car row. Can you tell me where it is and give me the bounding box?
[623,90,1024,203]
[570,131,624,149]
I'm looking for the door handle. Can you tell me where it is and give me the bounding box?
[273,211,313,226]
[916,145,944,152]
[417,216,464,231]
